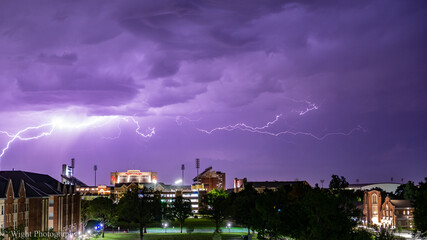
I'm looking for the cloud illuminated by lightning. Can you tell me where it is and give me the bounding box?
[197,114,365,140]
[0,115,155,160]
[175,116,201,126]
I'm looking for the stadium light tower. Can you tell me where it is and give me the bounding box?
[181,164,185,186]
[94,165,98,186]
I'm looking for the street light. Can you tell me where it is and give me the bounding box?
[174,179,182,185]
[163,223,168,233]
[227,223,231,233]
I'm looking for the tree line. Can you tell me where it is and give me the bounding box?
[82,176,427,240]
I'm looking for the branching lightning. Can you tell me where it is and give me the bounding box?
[197,115,364,140]
[195,100,364,140]
[297,101,318,116]
[0,116,155,160]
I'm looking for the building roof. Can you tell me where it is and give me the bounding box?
[193,166,213,182]
[390,199,413,208]
[0,171,63,198]
[61,174,88,187]
[114,182,192,192]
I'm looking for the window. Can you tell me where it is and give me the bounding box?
[372,194,377,204]
[25,219,29,227]
[25,203,29,211]
[13,204,17,213]
[49,199,54,207]
[1,205,3,215]
[48,212,54,220]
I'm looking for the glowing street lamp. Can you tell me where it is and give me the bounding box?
[174,179,182,185]
[227,223,231,232]
[163,223,168,233]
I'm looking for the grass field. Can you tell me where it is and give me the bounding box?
[92,232,257,240]
[146,218,221,228]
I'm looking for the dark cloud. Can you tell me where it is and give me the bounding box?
[37,53,78,65]
[0,0,426,186]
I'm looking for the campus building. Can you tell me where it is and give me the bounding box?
[363,190,414,228]
[61,159,87,187]
[193,167,226,192]
[110,170,157,185]
[77,182,205,213]
[347,182,401,193]
[0,171,81,234]
[233,178,311,193]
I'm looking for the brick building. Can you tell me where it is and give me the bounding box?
[0,171,80,234]
[363,190,413,228]
[193,167,226,192]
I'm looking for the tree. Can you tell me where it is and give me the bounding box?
[200,189,230,232]
[395,181,417,200]
[118,187,161,240]
[81,200,91,233]
[231,184,259,235]
[329,175,349,190]
[168,195,193,233]
[414,178,427,237]
[254,188,288,240]
[88,197,116,238]
[286,187,358,240]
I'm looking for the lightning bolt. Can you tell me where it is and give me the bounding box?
[297,101,318,116]
[0,123,56,159]
[124,116,155,138]
[0,116,155,160]
[197,115,365,140]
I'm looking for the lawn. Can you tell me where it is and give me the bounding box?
[147,218,219,228]
[92,232,257,240]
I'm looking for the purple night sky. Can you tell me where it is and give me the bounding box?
[0,1,426,188]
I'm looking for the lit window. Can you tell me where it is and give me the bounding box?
[372,194,377,204]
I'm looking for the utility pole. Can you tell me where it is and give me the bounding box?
[94,165,98,186]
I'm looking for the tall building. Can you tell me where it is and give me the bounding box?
[0,171,81,234]
[193,167,226,192]
[110,170,157,185]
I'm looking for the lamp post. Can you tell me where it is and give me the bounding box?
[163,223,168,233]
[227,223,231,233]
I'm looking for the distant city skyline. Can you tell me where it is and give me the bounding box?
[0,1,426,188]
